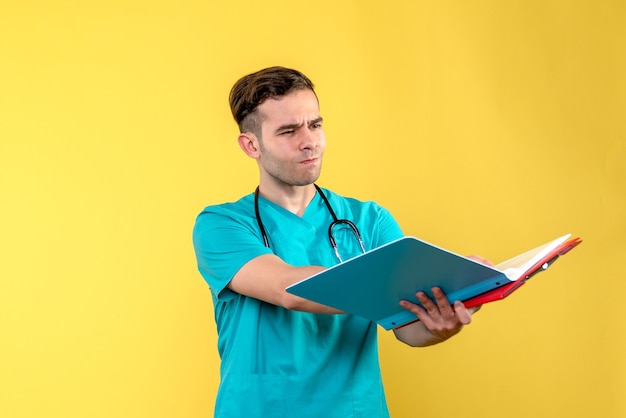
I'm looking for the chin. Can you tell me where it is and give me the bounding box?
[293,175,320,186]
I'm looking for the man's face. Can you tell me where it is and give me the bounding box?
[255,89,326,188]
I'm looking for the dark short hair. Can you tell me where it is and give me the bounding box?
[229,66,316,136]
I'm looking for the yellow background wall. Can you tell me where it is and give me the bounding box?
[1,1,624,417]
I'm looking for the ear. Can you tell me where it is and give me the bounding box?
[237,132,261,159]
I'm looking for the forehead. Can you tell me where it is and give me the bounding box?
[257,89,320,126]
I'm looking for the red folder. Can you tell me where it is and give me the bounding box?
[462,236,582,309]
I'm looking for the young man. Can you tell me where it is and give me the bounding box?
[193,66,479,417]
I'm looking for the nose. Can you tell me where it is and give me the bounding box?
[299,127,319,151]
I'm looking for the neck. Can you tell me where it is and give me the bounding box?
[257,183,317,217]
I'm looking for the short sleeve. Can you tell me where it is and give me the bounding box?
[372,205,404,247]
[192,202,272,302]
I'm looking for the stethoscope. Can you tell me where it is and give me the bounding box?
[254,184,366,262]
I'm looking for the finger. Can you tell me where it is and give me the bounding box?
[399,299,435,328]
[415,291,439,316]
[399,299,427,318]
[430,287,455,318]
[406,300,438,329]
[453,301,473,325]
[467,254,495,267]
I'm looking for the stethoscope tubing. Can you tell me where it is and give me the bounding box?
[254,184,365,262]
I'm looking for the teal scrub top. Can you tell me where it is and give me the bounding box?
[193,188,404,418]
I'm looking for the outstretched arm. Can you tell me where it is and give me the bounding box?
[229,253,343,314]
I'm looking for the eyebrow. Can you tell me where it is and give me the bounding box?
[274,116,323,134]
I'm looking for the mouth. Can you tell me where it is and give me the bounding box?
[300,157,319,164]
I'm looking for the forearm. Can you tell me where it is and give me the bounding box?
[229,254,344,314]
[277,264,343,313]
[392,321,452,347]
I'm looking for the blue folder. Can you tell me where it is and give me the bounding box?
[286,236,511,330]
[286,234,580,329]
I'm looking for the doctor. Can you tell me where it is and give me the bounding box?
[193,66,480,417]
